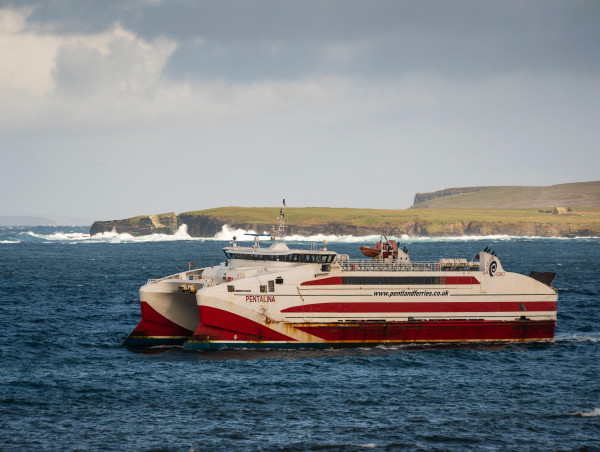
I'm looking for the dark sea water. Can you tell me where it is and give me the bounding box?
[1,226,599,451]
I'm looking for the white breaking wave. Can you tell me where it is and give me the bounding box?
[31,231,92,241]
[11,224,600,244]
[287,232,410,243]
[555,334,600,343]
[89,224,198,243]
[211,225,258,241]
[22,224,201,244]
[199,225,600,242]
[571,408,600,417]
[173,224,193,240]
[203,226,551,243]
[208,225,399,243]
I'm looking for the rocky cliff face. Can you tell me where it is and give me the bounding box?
[90,212,594,238]
[176,214,222,237]
[90,212,178,237]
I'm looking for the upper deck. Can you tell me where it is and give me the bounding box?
[223,239,337,264]
[336,255,480,273]
[224,248,336,263]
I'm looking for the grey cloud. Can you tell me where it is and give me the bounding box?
[163,41,321,81]
[9,0,600,82]
[3,0,134,34]
[2,0,599,219]
[52,44,120,95]
[50,29,175,96]
[129,0,600,80]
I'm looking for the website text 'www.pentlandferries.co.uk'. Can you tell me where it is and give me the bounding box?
[374,290,450,297]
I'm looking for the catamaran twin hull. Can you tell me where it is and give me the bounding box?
[125,251,558,350]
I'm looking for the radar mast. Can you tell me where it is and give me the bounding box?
[271,199,287,242]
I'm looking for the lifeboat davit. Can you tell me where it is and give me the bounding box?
[360,240,398,259]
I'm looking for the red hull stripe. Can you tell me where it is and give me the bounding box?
[193,323,252,342]
[445,276,480,285]
[195,306,297,342]
[301,276,342,286]
[130,301,194,337]
[295,320,556,342]
[281,301,557,314]
[300,276,479,286]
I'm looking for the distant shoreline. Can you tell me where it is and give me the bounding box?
[89,207,600,239]
[2,224,600,245]
[0,215,91,227]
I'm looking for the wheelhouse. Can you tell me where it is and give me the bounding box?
[223,250,336,263]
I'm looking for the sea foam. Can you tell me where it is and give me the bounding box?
[556,334,600,343]
[203,225,545,243]
[21,224,201,244]
[201,225,600,243]
[88,224,198,243]
[571,408,600,417]
[4,224,599,245]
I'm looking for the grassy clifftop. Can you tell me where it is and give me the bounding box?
[179,206,600,237]
[90,204,600,238]
[413,181,600,209]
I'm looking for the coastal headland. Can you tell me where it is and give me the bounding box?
[89,182,600,238]
[89,206,600,238]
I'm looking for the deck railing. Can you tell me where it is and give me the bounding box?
[146,268,206,285]
[336,258,480,272]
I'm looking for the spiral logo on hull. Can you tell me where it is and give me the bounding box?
[489,260,498,277]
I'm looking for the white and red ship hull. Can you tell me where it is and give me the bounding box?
[188,316,556,350]
[125,273,202,346]
[124,229,557,350]
[183,254,558,350]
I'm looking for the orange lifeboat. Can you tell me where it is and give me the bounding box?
[360,239,398,259]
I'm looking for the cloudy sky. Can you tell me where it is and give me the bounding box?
[1,0,599,223]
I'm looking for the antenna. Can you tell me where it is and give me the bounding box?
[271,199,287,242]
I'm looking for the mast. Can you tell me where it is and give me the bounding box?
[271,199,287,242]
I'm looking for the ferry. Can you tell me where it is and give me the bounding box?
[124,203,558,350]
